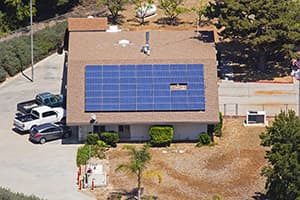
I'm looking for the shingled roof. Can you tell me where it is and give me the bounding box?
[66,27,219,125]
[68,17,108,31]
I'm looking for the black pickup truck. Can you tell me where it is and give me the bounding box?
[17,92,64,114]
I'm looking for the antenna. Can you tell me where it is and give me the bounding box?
[141,31,150,56]
[146,31,150,44]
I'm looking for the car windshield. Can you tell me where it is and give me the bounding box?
[31,128,38,135]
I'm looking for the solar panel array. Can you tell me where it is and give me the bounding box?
[85,64,205,112]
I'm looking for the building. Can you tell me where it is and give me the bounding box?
[65,17,219,142]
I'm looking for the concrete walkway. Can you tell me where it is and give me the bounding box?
[0,53,94,200]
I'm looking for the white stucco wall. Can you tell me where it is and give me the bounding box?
[173,123,207,140]
[77,123,208,142]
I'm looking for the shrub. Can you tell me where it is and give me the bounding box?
[86,133,99,145]
[76,144,90,166]
[196,132,212,147]
[0,187,42,200]
[100,132,119,147]
[97,140,110,148]
[214,112,223,137]
[0,67,6,82]
[0,21,66,80]
[149,126,174,147]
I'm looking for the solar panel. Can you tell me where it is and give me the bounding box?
[85,64,205,112]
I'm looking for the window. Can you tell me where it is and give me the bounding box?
[94,125,105,133]
[118,125,130,133]
[170,83,188,90]
[42,111,57,118]
[44,98,50,104]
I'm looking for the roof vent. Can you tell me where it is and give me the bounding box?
[87,15,94,18]
[141,31,150,56]
[118,39,130,47]
[106,25,121,32]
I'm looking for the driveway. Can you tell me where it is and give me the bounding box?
[0,53,94,200]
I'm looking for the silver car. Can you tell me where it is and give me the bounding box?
[29,123,71,144]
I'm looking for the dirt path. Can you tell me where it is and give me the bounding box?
[94,118,267,200]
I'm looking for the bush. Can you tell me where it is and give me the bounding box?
[214,112,223,137]
[86,133,99,145]
[100,132,119,147]
[196,132,212,147]
[149,126,174,147]
[0,21,66,80]
[97,140,110,148]
[0,187,42,200]
[0,67,6,82]
[76,144,108,166]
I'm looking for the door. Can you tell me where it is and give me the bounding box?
[41,111,58,124]
[118,125,130,140]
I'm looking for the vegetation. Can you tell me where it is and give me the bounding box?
[214,112,223,137]
[86,133,99,145]
[76,142,109,166]
[96,0,129,24]
[0,0,78,36]
[0,186,42,200]
[0,21,66,83]
[260,110,300,199]
[196,132,213,147]
[116,144,161,200]
[205,0,300,70]
[191,0,207,26]
[100,131,119,147]
[158,0,188,25]
[149,126,173,147]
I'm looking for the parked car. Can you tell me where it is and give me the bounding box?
[29,123,71,144]
[17,92,64,114]
[14,106,65,132]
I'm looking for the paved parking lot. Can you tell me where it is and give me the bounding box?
[0,53,94,200]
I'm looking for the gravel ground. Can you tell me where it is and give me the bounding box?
[92,118,267,200]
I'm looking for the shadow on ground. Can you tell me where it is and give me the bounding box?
[217,41,290,82]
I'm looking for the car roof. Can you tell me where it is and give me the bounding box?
[34,123,59,131]
[32,105,52,113]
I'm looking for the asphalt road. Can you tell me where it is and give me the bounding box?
[0,53,94,200]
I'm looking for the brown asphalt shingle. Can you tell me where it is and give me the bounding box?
[66,27,219,125]
[68,17,108,31]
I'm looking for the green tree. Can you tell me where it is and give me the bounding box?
[159,0,189,25]
[116,144,161,200]
[205,0,300,71]
[260,110,300,199]
[96,0,129,24]
[191,0,207,27]
[133,0,154,25]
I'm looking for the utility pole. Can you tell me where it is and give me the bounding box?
[30,0,34,82]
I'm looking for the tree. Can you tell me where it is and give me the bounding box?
[191,0,207,27]
[260,110,300,199]
[205,0,300,71]
[133,0,154,25]
[159,0,189,25]
[115,144,161,200]
[96,0,129,24]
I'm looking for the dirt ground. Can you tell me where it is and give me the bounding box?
[91,118,268,200]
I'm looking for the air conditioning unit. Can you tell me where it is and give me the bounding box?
[244,111,267,126]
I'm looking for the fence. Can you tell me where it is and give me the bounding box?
[220,103,298,117]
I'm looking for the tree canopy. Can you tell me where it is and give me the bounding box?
[205,0,300,70]
[0,0,78,36]
[159,0,188,25]
[260,110,300,199]
[96,0,129,24]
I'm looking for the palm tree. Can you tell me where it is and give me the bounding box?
[115,144,161,200]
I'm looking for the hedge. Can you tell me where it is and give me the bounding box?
[100,132,119,147]
[0,187,42,200]
[0,21,66,83]
[76,144,108,167]
[149,126,174,147]
[0,67,6,82]
[86,133,99,145]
